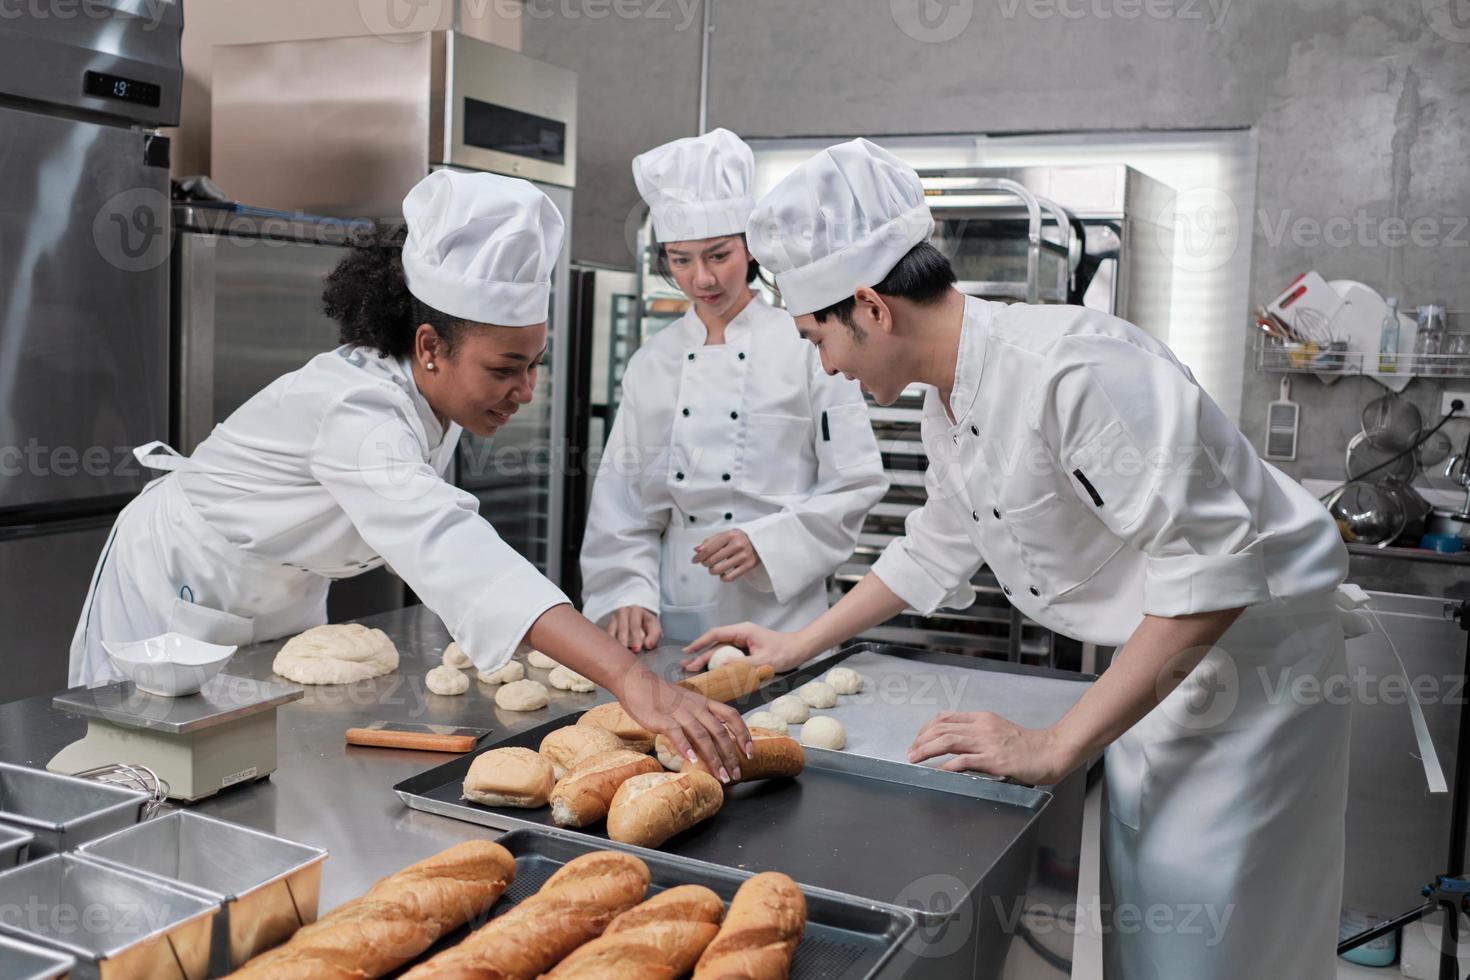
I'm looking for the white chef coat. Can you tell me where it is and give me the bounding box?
[580,296,888,642]
[870,295,1352,979]
[69,346,569,687]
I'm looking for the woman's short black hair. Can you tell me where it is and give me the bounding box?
[321,224,468,359]
[809,241,956,327]
[650,234,762,289]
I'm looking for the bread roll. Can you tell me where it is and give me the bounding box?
[706,645,748,670]
[607,771,723,848]
[694,872,806,979]
[745,711,788,736]
[549,664,597,693]
[226,841,514,979]
[540,725,624,780]
[545,885,724,978]
[800,716,847,750]
[400,850,650,979]
[678,661,774,704]
[797,680,837,709]
[767,695,809,725]
[496,678,549,711]
[463,747,555,808]
[654,729,804,782]
[577,701,655,753]
[550,750,663,828]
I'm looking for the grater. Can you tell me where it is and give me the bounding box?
[1265,376,1299,461]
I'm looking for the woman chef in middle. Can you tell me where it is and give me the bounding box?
[580,129,888,651]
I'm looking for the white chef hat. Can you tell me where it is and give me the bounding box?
[633,128,756,243]
[745,139,934,316]
[401,170,564,327]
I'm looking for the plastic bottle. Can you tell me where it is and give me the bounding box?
[1415,303,1447,376]
[1378,297,1400,374]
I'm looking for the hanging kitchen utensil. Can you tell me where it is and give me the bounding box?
[1361,392,1423,452]
[1346,430,1418,484]
[1265,377,1299,461]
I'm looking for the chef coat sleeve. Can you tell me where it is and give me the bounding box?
[869,437,983,615]
[1039,334,1273,617]
[742,366,890,603]
[579,382,669,625]
[310,387,570,674]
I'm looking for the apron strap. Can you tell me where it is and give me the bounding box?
[133,441,191,472]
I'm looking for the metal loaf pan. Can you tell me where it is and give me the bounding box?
[450,828,916,979]
[0,935,75,980]
[77,810,327,973]
[0,853,218,980]
[0,763,148,857]
[0,824,34,868]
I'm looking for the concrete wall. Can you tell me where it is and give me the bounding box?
[521,0,1470,481]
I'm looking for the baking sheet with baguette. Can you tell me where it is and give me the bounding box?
[384,828,915,980]
[395,644,1053,918]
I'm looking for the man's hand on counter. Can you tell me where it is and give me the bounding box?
[907,712,1077,786]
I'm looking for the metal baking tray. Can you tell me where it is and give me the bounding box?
[0,762,149,857]
[0,853,218,980]
[0,824,33,868]
[77,810,326,974]
[0,935,74,980]
[396,827,915,979]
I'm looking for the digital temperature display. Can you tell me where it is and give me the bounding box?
[83,70,162,108]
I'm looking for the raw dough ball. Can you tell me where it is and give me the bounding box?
[801,716,847,750]
[825,666,864,695]
[273,624,399,685]
[707,645,748,671]
[527,649,558,670]
[426,664,469,696]
[477,661,526,685]
[745,711,788,736]
[768,695,810,725]
[495,679,549,712]
[548,665,596,693]
[797,680,837,709]
[442,642,473,669]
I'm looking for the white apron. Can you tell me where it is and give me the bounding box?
[68,445,328,688]
[1100,591,1351,979]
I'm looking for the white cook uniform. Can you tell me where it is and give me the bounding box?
[69,346,570,687]
[871,295,1351,980]
[581,296,889,643]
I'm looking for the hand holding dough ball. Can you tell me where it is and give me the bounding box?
[745,711,788,735]
[824,666,864,695]
[272,624,399,685]
[548,665,596,693]
[706,645,748,671]
[495,679,550,712]
[477,661,526,685]
[801,716,847,750]
[442,642,473,669]
[797,680,837,709]
[768,695,810,725]
[426,665,470,696]
[527,649,558,670]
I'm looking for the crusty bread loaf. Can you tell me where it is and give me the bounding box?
[654,728,804,782]
[401,850,651,979]
[577,702,655,753]
[464,747,556,808]
[225,841,514,979]
[550,750,664,828]
[677,662,775,704]
[694,872,806,979]
[606,771,724,848]
[543,885,724,978]
[540,725,624,780]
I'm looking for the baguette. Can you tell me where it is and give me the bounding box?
[401,850,651,979]
[542,884,724,978]
[540,725,625,780]
[225,841,515,978]
[606,770,724,848]
[464,747,557,808]
[655,728,804,782]
[677,662,775,704]
[694,872,806,979]
[550,750,664,828]
[577,701,655,753]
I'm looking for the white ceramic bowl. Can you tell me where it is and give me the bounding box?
[102,633,237,697]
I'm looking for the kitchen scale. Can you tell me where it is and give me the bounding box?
[47,675,303,802]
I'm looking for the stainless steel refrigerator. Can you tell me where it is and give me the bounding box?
[0,3,182,703]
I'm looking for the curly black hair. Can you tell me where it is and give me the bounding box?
[321,224,467,359]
